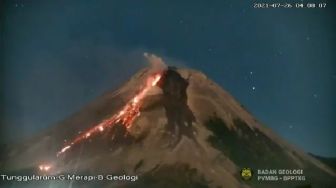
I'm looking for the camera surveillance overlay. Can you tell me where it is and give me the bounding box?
[0,1,335,188]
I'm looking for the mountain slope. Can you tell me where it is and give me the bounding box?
[1,66,335,188]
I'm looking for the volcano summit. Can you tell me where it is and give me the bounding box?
[1,56,335,188]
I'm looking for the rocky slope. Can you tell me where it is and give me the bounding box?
[1,66,335,188]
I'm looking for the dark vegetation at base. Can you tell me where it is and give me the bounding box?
[127,163,209,188]
[205,116,298,170]
[204,116,336,188]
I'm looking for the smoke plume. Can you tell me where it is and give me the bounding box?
[144,52,168,72]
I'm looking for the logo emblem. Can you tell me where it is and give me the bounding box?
[240,168,253,180]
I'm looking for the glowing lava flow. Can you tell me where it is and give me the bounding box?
[56,73,162,157]
[38,164,51,172]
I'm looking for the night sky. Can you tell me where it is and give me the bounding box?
[1,0,335,156]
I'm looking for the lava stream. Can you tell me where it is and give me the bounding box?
[56,73,162,157]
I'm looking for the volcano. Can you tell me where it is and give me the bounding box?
[1,57,335,188]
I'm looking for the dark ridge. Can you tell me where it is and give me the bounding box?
[134,159,144,172]
[157,68,196,146]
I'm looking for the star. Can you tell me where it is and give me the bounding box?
[250,71,253,75]
[313,93,318,98]
[252,86,256,91]
[289,125,293,129]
